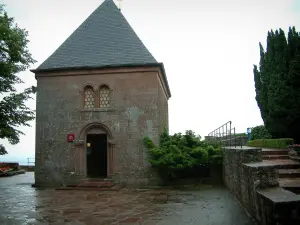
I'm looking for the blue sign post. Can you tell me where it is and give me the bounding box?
[247,128,252,141]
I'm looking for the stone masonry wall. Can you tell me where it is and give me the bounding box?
[157,74,169,133]
[35,67,169,187]
[223,147,279,223]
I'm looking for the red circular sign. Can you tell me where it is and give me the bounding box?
[67,134,75,142]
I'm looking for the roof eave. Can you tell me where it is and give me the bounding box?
[158,63,172,99]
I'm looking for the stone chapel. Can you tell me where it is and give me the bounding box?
[31,0,171,187]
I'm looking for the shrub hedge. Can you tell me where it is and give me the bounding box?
[247,138,294,149]
[143,128,223,182]
[250,125,272,140]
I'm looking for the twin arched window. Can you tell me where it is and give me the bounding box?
[84,85,111,109]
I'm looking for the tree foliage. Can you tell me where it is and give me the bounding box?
[143,128,223,181]
[250,125,272,140]
[254,27,300,142]
[0,5,36,155]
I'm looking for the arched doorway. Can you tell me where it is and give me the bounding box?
[86,130,107,177]
[78,122,115,178]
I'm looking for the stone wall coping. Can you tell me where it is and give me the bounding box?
[243,163,276,169]
[223,146,262,151]
[243,160,300,168]
[257,187,300,203]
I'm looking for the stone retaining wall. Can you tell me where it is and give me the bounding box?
[223,147,280,223]
[221,136,248,147]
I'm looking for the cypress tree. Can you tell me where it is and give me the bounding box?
[254,27,300,142]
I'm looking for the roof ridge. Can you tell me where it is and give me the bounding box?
[36,0,157,70]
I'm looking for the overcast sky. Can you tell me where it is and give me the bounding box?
[1,0,300,164]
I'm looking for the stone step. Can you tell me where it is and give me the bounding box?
[256,187,300,223]
[262,149,289,156]
[80,178,113,182]
[55,184,123,191]
[263,155,290,160]
[278,169,300,178]
[266,160,300,169]
[65,178,116,188]
[77,182,115,188]
[279,178,300,194]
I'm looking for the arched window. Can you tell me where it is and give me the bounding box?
[99,85,110,108]
[84,86,95,109]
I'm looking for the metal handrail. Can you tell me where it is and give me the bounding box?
[207,121,244,148]
[208,121,231,137]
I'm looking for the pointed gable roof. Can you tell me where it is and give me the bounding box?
[36,0,157,70]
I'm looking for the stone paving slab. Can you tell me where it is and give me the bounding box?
[0,173,256,225]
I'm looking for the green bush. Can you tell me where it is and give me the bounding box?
[143,137,156,149]
[143,128,223,181]
[248,138,294,149]
[276,139,294,148]
[190,147,208,165]
[203,139,222,149]
[250,125,272,140]
[207,146,223,164]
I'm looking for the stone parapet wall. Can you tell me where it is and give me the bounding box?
[223,147,263,210]
[240,163,279,221]
[19,165,35,172]
[223,146,300,224]
[223,147,277,223]
[221,136,248,147]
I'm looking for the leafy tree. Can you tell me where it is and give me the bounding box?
[0,5,36,155]
[250,125,272,140]
[254,27,300,142]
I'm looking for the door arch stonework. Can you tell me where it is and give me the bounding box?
[78,122,114,141]
[73,122,116,177]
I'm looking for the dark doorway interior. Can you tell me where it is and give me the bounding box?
[86,134,107,177]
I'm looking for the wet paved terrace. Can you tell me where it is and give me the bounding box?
[0,173,256,225]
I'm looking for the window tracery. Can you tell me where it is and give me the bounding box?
[99,85,110,108]
[84,86,95,109]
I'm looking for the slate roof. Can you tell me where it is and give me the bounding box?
[36,0,157,70]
